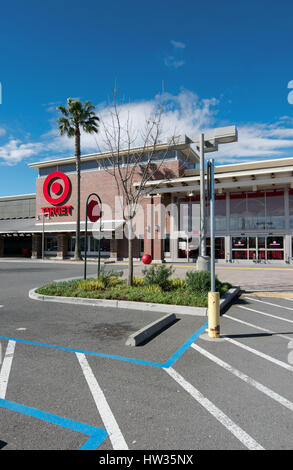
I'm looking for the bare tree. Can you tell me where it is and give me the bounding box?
[96,88,191,286]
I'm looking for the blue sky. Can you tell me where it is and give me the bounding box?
[0,0,293,196]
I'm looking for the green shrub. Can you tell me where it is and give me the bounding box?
[77,279,106,291]
[133,277,144,287]
[170,278,187,289]
[98,267,123,288]
[142,264,174,290]
[143,284,163,294]
[186,270,221,294]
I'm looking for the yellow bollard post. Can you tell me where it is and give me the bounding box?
[208,291,220,338]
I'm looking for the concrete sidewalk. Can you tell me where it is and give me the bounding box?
[1,257,293,291]
[126,262,293,292]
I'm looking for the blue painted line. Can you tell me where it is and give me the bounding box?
[0,335,164,368]
[0,320,207,370]
[0,398,108,450]
[162,321,208,368]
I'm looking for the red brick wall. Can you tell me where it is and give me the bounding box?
[35,160,181,225]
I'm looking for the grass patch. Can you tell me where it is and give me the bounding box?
[36,275,232,308]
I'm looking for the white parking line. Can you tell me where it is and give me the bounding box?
[76,353,128,450]
[224,314,293,341]
[0,340,16,399]
[191,344,293,413]
[245,297,293,312]
[238,305,293,325]
[223,336,293,372]
[165,367,264,450]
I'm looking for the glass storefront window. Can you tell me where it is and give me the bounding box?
[178,237,188,258]
[139,235,144,254]
[231,236,284,261]
[232,237,247,249]
[289,190,293,229]
[100,239,110,251]
[230,190,284,231]
[177,198,201,234]
[230,193,246,231]
[258,237,266,249]
[68,236,109,253]
[232,250,247,259]
[266,191,285,230]
[215,195,226,232]
[164,234,170,253]
[68,235,85,252]
[88,237,110,252]
[267,236,283,249]
[267,250,284,260]
[177,236,200,259]
[90,236,97,252]
[45,236,57,252]
[246,191,265,231]
[206,237,225,259]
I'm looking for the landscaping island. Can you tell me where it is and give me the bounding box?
[36,265,232,308]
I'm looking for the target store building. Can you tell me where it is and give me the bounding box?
[1,140,293,265]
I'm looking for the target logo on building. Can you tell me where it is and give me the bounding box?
[43,171,71,205]
[42,171,72,216]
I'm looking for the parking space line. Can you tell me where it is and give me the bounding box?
[0,335,164,369]
[238,305,293,324]
[0,341,16,399]
[163,321,208,368]
[165,367,264,450]
[244,297,293,312]
[76,353,128,450]
[224,314,293,341]
[0,319,208,370]
[192,344,293,412]
[223,337,293,372]
[0,398,108,450]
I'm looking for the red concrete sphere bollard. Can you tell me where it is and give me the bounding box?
[141,253,152,265]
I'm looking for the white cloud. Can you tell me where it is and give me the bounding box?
[164,40,186,68]
[170,40,186,49]
[0,139,43,166]
[1,90,293,167]
[38,90,218,158]
[215,121,293,164]
[0,128,6,137]
[164,56,185,69]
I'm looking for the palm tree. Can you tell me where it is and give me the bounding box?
[57,98,99,260]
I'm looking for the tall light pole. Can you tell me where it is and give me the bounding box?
[37,212,50,260]
[207,157,220,338]
[189,126,238,272]
[197,133,210,271]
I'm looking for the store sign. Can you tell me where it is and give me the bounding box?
[41,205,72,215]
[87,199,101,222]
[42,171,72,216]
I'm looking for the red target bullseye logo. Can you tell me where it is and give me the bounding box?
[87,200,101,222]
[43,171,71,205]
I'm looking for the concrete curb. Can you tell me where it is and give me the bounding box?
[220,286,241,312]
[125,313,176,346]
[28,288,207,315]
[28,285,240,316]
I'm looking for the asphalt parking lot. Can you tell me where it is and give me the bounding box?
[1,260,293,450]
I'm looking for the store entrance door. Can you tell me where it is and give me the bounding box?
[177,234,200,262]
[231,236,284,262]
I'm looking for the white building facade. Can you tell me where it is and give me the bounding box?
[143,156,293,264]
